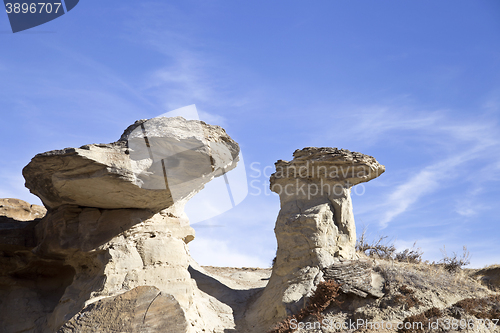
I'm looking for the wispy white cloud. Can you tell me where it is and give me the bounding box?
[198,109,228,127]
[455,206,476,217]
[379,143,500,227]
[454,187,486,217]
[346,107,444,141]
[380,169,440,228]
[331,104,500,228]
[121,2,261,120]
[145,56,214,110]
[482,89,500,114]
[119,2,221,111]
[439,122,499,148]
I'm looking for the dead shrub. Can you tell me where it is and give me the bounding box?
[453,295,500,320]
[356,228,422,263]
[392,285,423,309]
[439,245,471,272]
[307,280,343,318]
[400,313,427,333]
[399,307,444,333]
[268,280,343,333]
[399,285,415,295]
[356,229,396,260]
[424,307,443,319]
[394,242,424,264]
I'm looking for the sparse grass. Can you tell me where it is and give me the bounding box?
[356,228,423,264]
[269,230,496,333]
[375,256,484,295]
[356,229,476,273]
[268,280,343,333]
[394,244,424,264]
[356,229,396,260]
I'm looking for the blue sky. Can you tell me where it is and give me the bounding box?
[1,0,499,268]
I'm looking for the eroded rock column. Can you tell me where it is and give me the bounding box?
[247,147,385,331]
[15,116,240,333]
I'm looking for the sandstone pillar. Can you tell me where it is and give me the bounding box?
[247,147,385,330]
[5,116,240,333]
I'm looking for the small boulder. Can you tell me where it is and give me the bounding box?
[58,286,189,333]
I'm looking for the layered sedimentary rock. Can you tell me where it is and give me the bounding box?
[472,266,500,292]
[59,286,188,333]
[0,198,46,221]
[23,117,239,211]
[0,198,45,249]
[0,116,239,333]
[322,259,384,298]
[247,147,385,330]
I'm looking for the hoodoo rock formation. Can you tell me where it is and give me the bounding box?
[2,136,495,333]
[0,117,240,333]
[247,147,385,331]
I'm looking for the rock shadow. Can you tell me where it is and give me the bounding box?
[188,265,265,333]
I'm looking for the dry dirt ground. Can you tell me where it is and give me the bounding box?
[296,259,500,333]
[201,266,272,291]
[195,260,499,333]
[190,265,272,332]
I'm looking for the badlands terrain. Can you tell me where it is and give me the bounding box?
[0,117,498,333]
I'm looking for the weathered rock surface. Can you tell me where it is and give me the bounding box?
[58,286,188,333]
[293,257,497,333]
[23,117,239,211]
[3,135,497,333]
[246,147,385,331]
[0,116,241,333]
[0,199,73,332]
[322,259,384,298]
[0,198,46,221]
[471,265,500,292]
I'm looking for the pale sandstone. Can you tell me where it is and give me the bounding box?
[471,265,500,292]
[58,286,188,333]
[246,147,385,331]
[0,198,46,221]
[1,116,240,333]
[22,117,239,211]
